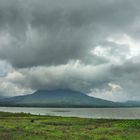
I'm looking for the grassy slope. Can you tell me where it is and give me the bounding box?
[0,112,140,140]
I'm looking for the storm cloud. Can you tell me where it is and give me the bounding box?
[0,0,140,101]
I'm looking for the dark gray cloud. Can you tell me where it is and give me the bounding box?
[0,0,140,101]
[0,0,139,67]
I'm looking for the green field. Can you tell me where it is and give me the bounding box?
[0,112,140,140]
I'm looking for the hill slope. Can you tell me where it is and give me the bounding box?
[0,89,122,107]
[0,95,7,99]
[123,100,140,107]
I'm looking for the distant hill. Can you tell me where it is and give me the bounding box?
[0,95,7,99]
[123,100,140,107]
[0,89,122,107]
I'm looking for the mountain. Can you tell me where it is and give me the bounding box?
[0,95,7,99]
[123,100,140,107]
[0,96,4,99]
[0,89,122,107]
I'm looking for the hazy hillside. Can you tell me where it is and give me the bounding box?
[123,100,140,107]
[0,95,7,99]
[0,89,122,107]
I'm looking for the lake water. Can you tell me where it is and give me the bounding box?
[0,107,140,119]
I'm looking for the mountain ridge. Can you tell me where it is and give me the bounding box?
[0,89,122,107]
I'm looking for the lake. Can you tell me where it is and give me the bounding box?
[0,107,140,119]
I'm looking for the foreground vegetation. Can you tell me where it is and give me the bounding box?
[0,112,140,140]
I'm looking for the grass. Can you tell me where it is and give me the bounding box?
[0,112,140,140]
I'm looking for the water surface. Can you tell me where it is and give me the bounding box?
[0,107,140,119]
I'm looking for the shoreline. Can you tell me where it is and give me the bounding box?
[0,111,140,120]
[1,107,140,120]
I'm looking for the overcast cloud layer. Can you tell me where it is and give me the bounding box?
[0,0,140,101]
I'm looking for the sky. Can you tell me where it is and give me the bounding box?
[0,0,140,101]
